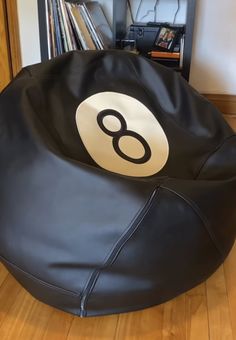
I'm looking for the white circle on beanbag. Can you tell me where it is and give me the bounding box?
[76,92,169,177]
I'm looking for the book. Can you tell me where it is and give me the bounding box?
[65,2,88,50]
[85,2,113,49]
[180,34,185,69]
[51,0,63,55]
[71,4,96,50]
[59,0,78,51]
[56,0,68,52]
[149,51,180,59]
[47,0,57,57]
[45,0,51,59]
[79,4,104,50]
[45,0,112,55]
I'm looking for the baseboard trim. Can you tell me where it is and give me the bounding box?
[204,94,236,116]
[223,115,236,131]
[203,94,236,131]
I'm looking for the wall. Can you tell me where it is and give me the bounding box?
[190,0,236,95]
[17,0,41,66]
[98,0,187,26]
[17,0,236,94]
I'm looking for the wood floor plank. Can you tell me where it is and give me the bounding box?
[0,277,53,340]
[0,287,36,339]
[204,94,236,116]
[0,274,22,329]
[11,298,54,340]
[115,305,163,340]
[0,239,234,340]
[0,264,8,287]
[162,293,186,340]
[42,310,73,340]
[185,283,209,340]
[67,314,119,340]
[206,265,233,340]
[0,264,235,340]
[223,243,236,340]
[223,115,236,131]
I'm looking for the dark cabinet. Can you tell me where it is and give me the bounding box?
[38,0,196,81]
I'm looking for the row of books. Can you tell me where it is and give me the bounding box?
[44,0,184,71]
[45,0,113,58]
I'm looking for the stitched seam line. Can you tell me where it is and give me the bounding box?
[80,187,160,317]
[90,265,216,314]
[0,255,79,297]
[195,134,236,179]
[107,187,160,266]
[81,188,159,316]
[160,186,225,260]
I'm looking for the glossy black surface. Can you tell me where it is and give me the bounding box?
[0,51,235,317]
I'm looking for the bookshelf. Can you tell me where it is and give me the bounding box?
[38,0,196,81]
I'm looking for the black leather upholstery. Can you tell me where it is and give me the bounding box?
[0,51,235,317]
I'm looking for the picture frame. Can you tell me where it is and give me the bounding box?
[154,25,180,52]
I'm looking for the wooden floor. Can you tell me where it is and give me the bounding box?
[0,244,236,340]
[0,101,235,340]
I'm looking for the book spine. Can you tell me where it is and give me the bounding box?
[150,51,180,59]
[45,0,51,59]
[180,34,185,69]
[71,5,96,50]
[56,0,68,52]
[47,0,57,58]
[51,0,63,55]
[65,2,88,50]
[79,4,104,50]
[81,3,105,50]
[61,0,78,50]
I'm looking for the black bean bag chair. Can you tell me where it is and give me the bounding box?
[0,51,236,317]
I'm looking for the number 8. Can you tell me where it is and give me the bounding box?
[97,109,152,164]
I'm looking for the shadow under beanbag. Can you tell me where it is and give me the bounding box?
[0,50,236,317]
